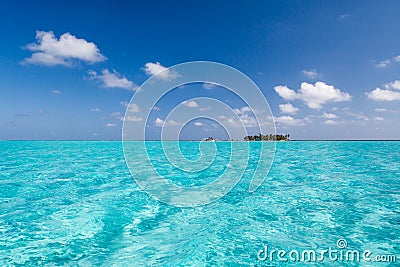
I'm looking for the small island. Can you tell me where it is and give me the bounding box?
[244,133,290,141]
[202,134,290,141]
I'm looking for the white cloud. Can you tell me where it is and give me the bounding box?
[376,59,391,68]
[302,69,318,79]
[322,112,338,119]
[144,62,179,80]
[374,116,384,121]
[182,100,199,108]
[194,122,203,126]
[153,106,160,111]
[226,118,241,127]
[203,82,216,89]
[233,106,252,115]
[274,85,298,100]
[120,101,140,113]
[119,115,143,122]
[238,114,258,127]
[375,55,400,68]
[23,31,106,66]
[374,108,387,112]
[127,103,140,113]
[25,53,67,66]
[366,88,400,101]
[279,103,299,114]
[155,118,165,126]
[154,117,181,127]
[51,90,62,95]
[106,123,118,127]
[165,120,181,126]
[88,69,137,90]
[226,114,258,128]
[274,82,351,109]
[323,120,337,125]
[346,111,369,121]
[384,80,400,90]
[274,116,304,126]
[90,107,100,112]
[110,112,121,117]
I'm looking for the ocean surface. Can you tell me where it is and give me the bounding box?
[0,141,399,266]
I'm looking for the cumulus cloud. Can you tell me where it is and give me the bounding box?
[23,31,106,66]
[238,114,258,127]
[323,120,337,125]
[346,111,370,121]
[374,108,387,112]
[233,106,251,115]
[226,115,258,128]
[155,118,165,126]
[274,82,351,109]
[302,69,319,79]
[366,88,400,101]
[194,122,203,126]
[374,116,384,121]
[118,115,143,122]
[144,62,179,80]
[279,103,299,114]
[120,101,140,112]
[203,82,217,89]
[106,123,118,127]
[376,59,391,68]
[367,80,400,101]
[226,118,241,127]
[226,106,259,127]
[154,117,181,127]
[322,112,338,119]
[90,107,100,112]
[384,80,400,90]
[51,90,62,95]
[127,103,140,113]
[182,100,199,108]
[375,55,400,68]
[88,69,137,91]
[274,85,298,100]
[274,116,304,126]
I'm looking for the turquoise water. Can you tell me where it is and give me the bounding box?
[0,141,399,266]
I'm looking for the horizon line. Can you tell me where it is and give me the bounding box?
[2,139,400,142]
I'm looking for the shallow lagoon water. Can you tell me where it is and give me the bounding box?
[0,141,399,266]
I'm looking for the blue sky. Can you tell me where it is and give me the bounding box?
[1,0,400,140]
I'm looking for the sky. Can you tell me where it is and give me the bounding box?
[1,0,400,140]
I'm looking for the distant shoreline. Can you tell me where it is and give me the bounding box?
[2,139,400,142]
